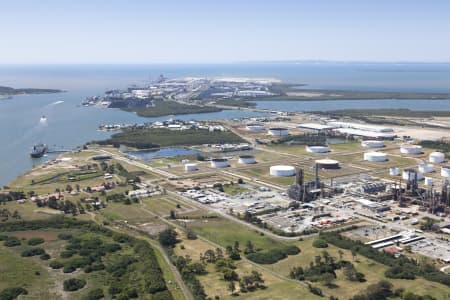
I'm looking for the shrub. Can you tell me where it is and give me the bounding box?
[21,248,46,257]
[60,250,76,258]
[40,253,51,260]
[27,237,45,246]
[3,236,21,247]
[312,239,328,248]
[84,288,104,300]
[63,278,86,292]
[49,261,64,269]
[57,233,73,240]
[0,287,28,300]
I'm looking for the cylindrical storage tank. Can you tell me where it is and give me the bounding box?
[364,152,387,162]
[238,155,256,164]
[184,163,198,171]
[441,166,450,178]
[361,140,385,148]
[270,165,296,177]
[429,152,445,163]
[418,164,434,173]
[402,169,424,181]
[400,144,422,155]
[424,177,433,186]
[246,124,265,132]
[268,127,289,136]
[389,167,399,176]
[210,158,229,168]
[315,159,340,169]
[306,145,330,153]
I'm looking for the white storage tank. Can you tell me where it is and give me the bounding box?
[268,127,289,136]
[424,177,433,186]
[441,166,450,178]
[418,163,434,173]
[184,163,198,171]
[315,159,340,169]
[361,140,385,148]
[364,152,387,162]
[389,167,399,176]
[400,144,422,155]
[246,123,265,132]
[306,145,330,153]
[402,169,424,181]
[238,155,256,164]
[429,152,445,163]
[270,165,296,177]
[210,158,229,168]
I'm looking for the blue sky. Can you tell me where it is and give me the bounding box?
[1,0,450,63]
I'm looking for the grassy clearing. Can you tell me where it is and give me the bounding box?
[174,230,319,300]
[186,217,288,252]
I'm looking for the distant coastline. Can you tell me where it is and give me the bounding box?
[0,85,63,97]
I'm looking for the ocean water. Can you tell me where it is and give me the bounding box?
[1,62,450,185]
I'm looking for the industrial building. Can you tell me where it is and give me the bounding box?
[298,123,334,133]
[328,121,395,139]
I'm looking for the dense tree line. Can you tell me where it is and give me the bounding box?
[246,244,300,264]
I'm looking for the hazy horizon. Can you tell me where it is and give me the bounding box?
[1,0,450,64]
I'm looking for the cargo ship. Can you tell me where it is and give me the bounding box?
[30,143,48,158]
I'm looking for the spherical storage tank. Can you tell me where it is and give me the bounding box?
[361,140,385,148]
[400,144,422,155]
[424,177,433,186]
[315,159,340,169]
[364,152,387,162]
[389,167,399,176]
[306,145,330,153]
[441,166,450,178]
[402,168,424,181]
[270,165,295,177]
[418,163,434,173]
[238,155,256,164]
[429,152,445,163]
[268,127,289,136]
[184,163,198,171]
[210,158,229,168]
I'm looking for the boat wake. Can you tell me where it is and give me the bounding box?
[50,100,64,105]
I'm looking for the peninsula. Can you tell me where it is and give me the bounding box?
[82,76,450,118]
[0,85,63,98]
